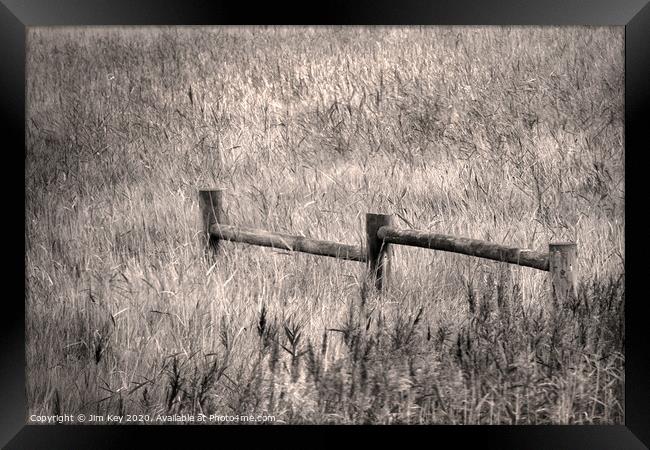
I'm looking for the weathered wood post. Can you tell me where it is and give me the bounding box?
[198,189,225,256]
[548,242,578,304]
[365,213,396,292]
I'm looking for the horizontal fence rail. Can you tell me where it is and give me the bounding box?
[377,226,550,271]
[198,189,578,303]
[209,223,366,262]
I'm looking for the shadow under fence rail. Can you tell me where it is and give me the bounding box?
[198,189,578,303]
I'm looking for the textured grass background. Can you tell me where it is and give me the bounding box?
[26,26,624,424]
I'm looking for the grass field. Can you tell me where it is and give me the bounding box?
[25,26,624,424]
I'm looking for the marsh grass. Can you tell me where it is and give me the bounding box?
[26,26,624,424]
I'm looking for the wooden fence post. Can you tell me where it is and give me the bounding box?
[365,213,395,292]
[548,242,578,304]
[199,189,225,256]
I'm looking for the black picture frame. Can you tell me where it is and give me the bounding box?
[2,1,648,448]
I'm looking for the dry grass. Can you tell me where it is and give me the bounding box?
[25,26,624,424]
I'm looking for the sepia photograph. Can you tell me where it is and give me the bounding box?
[25,25,625,425]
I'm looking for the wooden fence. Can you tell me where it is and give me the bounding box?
[199,189,578,302]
